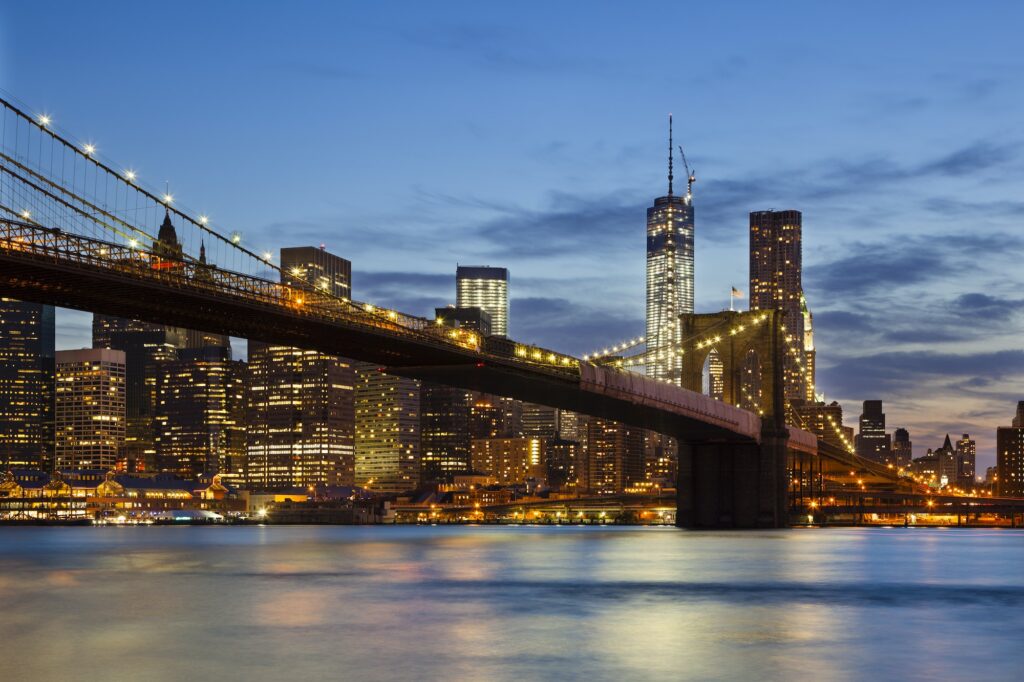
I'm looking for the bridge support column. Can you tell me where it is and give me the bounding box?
[675,426,789,529]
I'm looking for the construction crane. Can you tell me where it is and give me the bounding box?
[678,145,696,197]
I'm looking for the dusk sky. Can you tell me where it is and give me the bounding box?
[3,1,1023,467]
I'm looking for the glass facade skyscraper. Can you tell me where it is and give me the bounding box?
[645,119,694,384]
[456,266,508,337]
[749,209,806,400]
[247,343,355,489]
[55,348,126,471]
[0,298,55,469]
[354,366,420,493]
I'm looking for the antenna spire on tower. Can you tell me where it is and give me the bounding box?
[667,114,674,196]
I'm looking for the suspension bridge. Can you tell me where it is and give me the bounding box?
[0,94,905,528]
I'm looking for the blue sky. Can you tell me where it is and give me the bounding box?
[3,1,1023,468]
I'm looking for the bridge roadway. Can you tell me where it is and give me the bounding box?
[1,220,825,527]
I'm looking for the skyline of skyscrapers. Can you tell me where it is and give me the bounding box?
[0,134,1013,502]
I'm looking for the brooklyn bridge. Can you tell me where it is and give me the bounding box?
[0,95,930,528]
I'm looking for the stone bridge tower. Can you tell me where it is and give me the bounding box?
[675,309,791,528]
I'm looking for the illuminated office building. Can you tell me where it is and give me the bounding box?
[646,116,694,384]
[354,367,420,492]
[522,403,558,439]
[0,299,55,469]
[55,348,126,470]
[749,209,806,400]
[157,346,245,482]
[471,437,545,485]
[456,266,508,337]
[246,343,356,489]
[583,418,645,495]
[246,246,356,490]
[791,400,849,452]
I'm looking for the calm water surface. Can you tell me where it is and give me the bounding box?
[0,525,1022,681]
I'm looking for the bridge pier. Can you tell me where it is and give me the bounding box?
[676,426,789,529]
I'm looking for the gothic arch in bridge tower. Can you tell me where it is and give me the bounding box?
[679,309,785,425]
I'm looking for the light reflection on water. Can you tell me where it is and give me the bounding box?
[1,525,1022,681]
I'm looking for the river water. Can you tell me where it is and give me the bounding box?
[0,525,1021,681]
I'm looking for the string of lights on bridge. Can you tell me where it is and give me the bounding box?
[1,96,475,342]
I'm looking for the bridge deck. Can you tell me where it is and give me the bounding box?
[0,221,804,444]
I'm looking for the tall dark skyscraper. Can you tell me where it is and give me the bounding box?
[157,346,246,482]
[420,384,471,484]
[893,428,913,468]
[956,434,976,489]
[456,266,508,337]
[0,298,55,469]
[247,246,356,489]
[646,115,694,384]
[855,400,891,463]
[749,209,806,400]
[107,327,186,472]
[997,404,1024,497]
